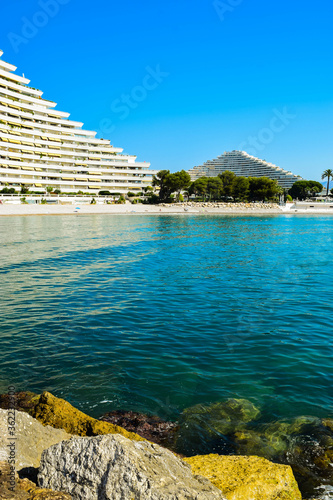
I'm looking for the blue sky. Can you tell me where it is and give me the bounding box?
[0,0,332,180]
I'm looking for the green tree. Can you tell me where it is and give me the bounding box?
[152,170,172,201]
[232,176,249,201]
[248,177,279,202]
[321,169,333,197]
[289,180,322,200]
[168,170,191,201]
[218,171,236,199]
[206,177,223,200]
[46,186,53,194]
[308,180,323,197]
[189,177,208,200]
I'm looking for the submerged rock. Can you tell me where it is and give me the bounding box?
[175,398,260,455]
[182,398,261,426]
[31,391,145,441]
[99,410,178,447]
[0,409,70,469]
[184,454,302,500]
[322,418,333,433]
[233,416,333,499]
[38,434,226,499]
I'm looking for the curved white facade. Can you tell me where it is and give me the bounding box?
[0,50,156,194]
[188,150,302,189]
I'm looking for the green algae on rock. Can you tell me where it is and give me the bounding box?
[31,391,146,442]
[182,398,261,425]
[174,398,261,455]
[184,454,302,500]
[233,416,333,499]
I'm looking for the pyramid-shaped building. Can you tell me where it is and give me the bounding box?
[0,50,155,194]
[188,150,302,189]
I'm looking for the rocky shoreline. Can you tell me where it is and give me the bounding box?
[1,391,331,499]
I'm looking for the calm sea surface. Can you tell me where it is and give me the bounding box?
[0,214,332,423]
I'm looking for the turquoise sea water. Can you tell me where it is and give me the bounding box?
[0,214,332,420]
[1,214,333,495]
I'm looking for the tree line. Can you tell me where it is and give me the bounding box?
[152,169,325,203]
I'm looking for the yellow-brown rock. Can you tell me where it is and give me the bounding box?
[0,462,70,499]
[31,391,145,441]
[19,478,71,499]
[184,454,302,500]
[322,418,333,433]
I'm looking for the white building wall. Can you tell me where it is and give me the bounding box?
[0,50,156,194]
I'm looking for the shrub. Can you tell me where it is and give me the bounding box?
[116,195,126,204]
[286,194,293,202]
[99,190,111,196]
[127,191,136,197]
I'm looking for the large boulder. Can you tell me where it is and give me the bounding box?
[31,392,145,441]
[0,409,70,469]
[184,454,302,500]
[38,434,226,499]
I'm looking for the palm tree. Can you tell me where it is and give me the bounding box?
[322,169,333,197]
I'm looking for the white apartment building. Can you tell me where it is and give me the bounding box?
[0,50,156,195]
[188,150,302,189]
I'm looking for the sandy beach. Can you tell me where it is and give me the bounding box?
[0,202,285,216]
[0,201,333,216]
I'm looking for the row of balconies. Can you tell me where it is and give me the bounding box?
[0,83,56,109]
[0,121,120,153]
[1,174,146,189]
[0,168,147,182]
[0,75,43,98]
[0,142,125,164]
[0,153,146,172]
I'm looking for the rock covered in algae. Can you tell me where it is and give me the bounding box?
[0,391,40,414]
[99,409,178,447]
[174,398,261,455]
[31,391,145,441]
[234,417,323,458]
[0,409,70,469]
[233,415,333,499]
[182,398,261,426]
[38,434,226,499]
[322,418,333,433]
[184,454,302,500]
[0,461,71,499]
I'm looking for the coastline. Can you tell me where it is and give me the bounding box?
[0,202,333,216]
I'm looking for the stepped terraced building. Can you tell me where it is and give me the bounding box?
[188,150,302,189]
[0,50,155,195]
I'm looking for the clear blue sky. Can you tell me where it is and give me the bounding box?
[0,0,332,180]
